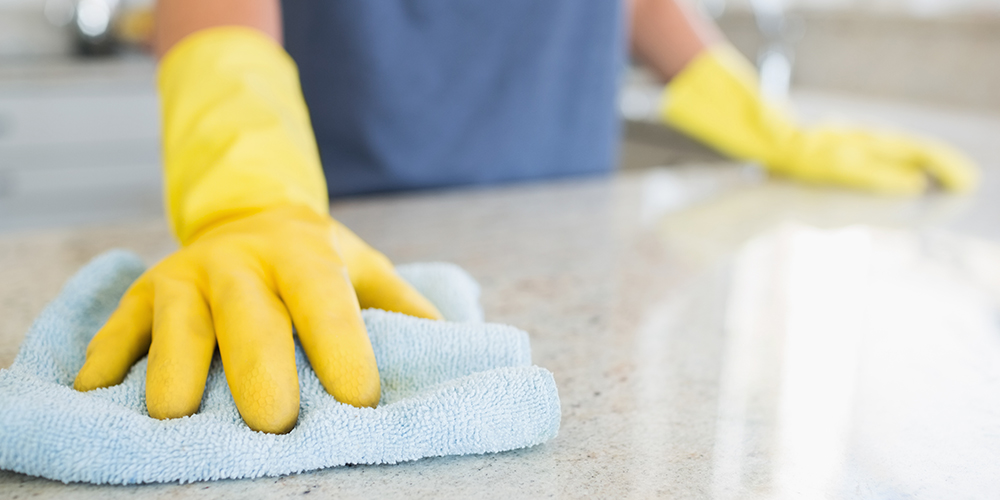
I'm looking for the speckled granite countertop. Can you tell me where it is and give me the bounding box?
[2,93,999,498]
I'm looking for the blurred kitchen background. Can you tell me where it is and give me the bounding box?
[0,0,998,231]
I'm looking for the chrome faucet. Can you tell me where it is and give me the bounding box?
[701,0,799,100]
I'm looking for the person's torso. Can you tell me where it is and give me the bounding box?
[282,0,626,196]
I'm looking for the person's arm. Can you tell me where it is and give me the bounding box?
[629,0,720,80]
[628,0,977,194]
[154,0,281,57]
[74,0,442,434]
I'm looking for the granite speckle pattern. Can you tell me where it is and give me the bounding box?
[1,94,999,498]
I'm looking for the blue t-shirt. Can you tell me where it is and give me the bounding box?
[282,1,626,196]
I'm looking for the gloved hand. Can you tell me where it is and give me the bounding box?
[73,27,441,434]
[661,45,978,195]
[74,205,442,433]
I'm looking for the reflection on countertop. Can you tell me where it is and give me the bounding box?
[712,224,1000,498]
[1,95,999,497]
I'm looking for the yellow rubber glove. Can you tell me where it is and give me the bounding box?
[73,27,442,434]
[662,45,978,195]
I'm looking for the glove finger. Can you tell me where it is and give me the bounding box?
[355,264,443,320]
[330,219,443,320]
[74,278,153,391]
[784,131,925,195]
[838,129,916,165]
[276,255,381,408]
[210,266,299,434]
[836,128,978,193]
[839,157,927,195]
[914,140,979,193]
[145,277,216,420]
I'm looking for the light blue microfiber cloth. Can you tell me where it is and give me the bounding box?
[0,251,560,484]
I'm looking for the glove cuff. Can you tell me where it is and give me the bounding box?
[659,44,799,169]
[159,26,329,245]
